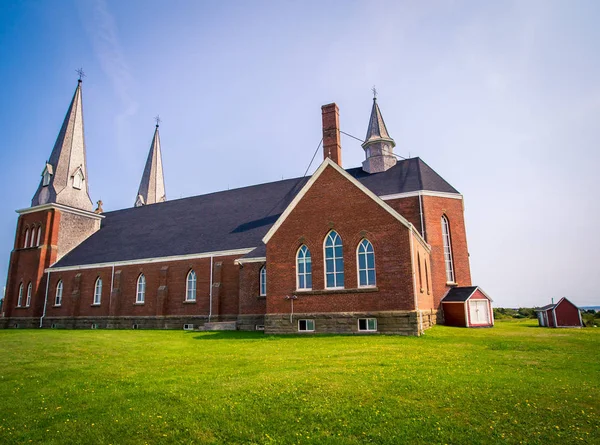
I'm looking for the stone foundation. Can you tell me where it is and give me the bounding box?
[265,310,437,336]
[236,314,266,331]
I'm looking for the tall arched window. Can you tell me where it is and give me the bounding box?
[324,231,344,289]
[17,283,23,307]
[30,228,36,248]
[55,280,63,306]
[186,270,197,301]
[425,259,430,294]
[441,215,455,283]
[26,282,32,307]
[36,226,43,246]
[136,274,146,303]
[24,229,29,248]
[417,252,423,290]
[357,239,376,287]
[94,277,102,305]
[296,245,312,290]
[259,266,266,296]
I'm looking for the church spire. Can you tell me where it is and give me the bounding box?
[135,120,166,207]
[362,91,397,174]
[31,78,94,211]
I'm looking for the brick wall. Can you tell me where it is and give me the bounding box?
[266,164,418,315]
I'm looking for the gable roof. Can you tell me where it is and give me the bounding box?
[441,286,492,302]
[535,297,581,312]
[51,157,456,269]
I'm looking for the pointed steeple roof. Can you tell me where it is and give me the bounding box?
[135,123,166,207]
[31,79,94,211]
[363,97,396,147]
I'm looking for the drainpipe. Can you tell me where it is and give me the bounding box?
[108,264,115,315]
[418,194,425,238]
[40,270,50,328]
[208,256,214,322]
[285,295,297,324]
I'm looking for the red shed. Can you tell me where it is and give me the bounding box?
[535,298,583,328]
[441,286,494,327]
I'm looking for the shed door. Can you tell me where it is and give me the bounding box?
[469,300,490,325]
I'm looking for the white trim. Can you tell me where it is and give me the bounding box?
[296,244,313,291]
[356,239,376,288]
[259,265,267,296]
[357,318,377,332]
[234,256,266,265]
[186,269,197,302]
[324,230,344,290]
[298,319,315,332]
[464,300,470,327]
[262,158,430,249]
[380,190,463,201]
[46,247,254,273]
[17,203,104,220]
[552,308,558,327]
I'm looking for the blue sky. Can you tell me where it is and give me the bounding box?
[1,0,599,307]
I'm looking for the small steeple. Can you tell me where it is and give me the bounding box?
[362,89,397,174]
[31,77,94,211]
[135,118,166,207]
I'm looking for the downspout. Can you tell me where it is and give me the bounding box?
[418,193,425,238]
[109,264,115,315]
[408,228,423,334]
[208,256,214,322]
[40,270,50,328]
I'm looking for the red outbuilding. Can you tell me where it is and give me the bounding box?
[441,286,493,327]
[535,298,583,328]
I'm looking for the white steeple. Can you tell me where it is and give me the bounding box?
[361,94,397,174]
[31,79,94,211]
[135,121,166,207]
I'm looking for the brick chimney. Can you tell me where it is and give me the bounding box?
[321,103,342,166]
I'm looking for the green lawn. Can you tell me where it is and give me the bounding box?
[0,320,598,444]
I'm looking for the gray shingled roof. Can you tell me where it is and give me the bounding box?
[52,157,459,268]
[441,286,479,302]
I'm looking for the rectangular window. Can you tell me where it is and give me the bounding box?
[358,318,377,332]
[298,319,315,332]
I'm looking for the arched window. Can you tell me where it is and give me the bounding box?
[26,282,32,307]
[136,274,146,303]
[324,231,344,289]
[17,283,23,307]
[357,239,376,287]
[36,226,43,246]
[296,245,312,290]
[94,277,102,305]
[24,229,29,248]
[30,227,36,248]
[55,280,63,306]
[441,215,455,283]
[417,252,423,290]
[425,259,430,294]
[259,266,266,296]
[186,270,197,301]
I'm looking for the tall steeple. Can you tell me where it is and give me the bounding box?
[135,120,166,207]
[361,92,397,174]
[31,78,94,211]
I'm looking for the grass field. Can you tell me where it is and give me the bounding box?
[0,320,598,444]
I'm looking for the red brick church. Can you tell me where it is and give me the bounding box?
[1,79,480,335]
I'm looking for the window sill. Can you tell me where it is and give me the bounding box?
[446,282,458,287]
[183,300,196,304]
[133,302,145,306]
[257,295,266,299]
[91,304,101,307]
[295,287,379,296]
[53,304,62,308]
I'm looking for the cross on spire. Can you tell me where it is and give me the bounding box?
[154,115,161,128]
[371,85,377,100]
[76,68,86,82]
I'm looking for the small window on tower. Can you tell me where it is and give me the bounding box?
[42,163,53,187]
[72,169,84,190]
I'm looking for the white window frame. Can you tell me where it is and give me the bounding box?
[186,270,197,302]
[259,266,267,296]
[26,282,32,307]
[136,274,146,303]
[17,283,23,307]
[93,277,102,305]
[30,227,36,248]
[42,171,51,186]
[358,318,377,332]
[24,229,29,248]
[296,245,312,290]
[356,239,376,288]
[36,226,43,246]
[72,169,84,190]
[298,319,315,332]
[324,230,344,289]
[55,280,63,306]
[441,215,455,283]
